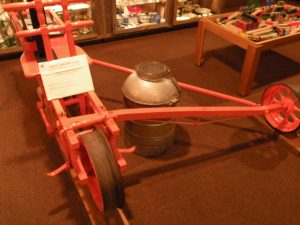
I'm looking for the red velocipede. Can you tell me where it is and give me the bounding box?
[3,0,300,212]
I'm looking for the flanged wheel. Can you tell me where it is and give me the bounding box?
[79,128,124,212]
[261,83,300,133]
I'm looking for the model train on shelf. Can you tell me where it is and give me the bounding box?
[3,0,300,212]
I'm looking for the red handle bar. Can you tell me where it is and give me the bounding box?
[15,21,94,38]
[3,0,93,60]
[2,0,89,12]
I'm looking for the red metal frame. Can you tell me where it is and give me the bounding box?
[3,0,300,212]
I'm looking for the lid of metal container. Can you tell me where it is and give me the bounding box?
[136,61,170,81]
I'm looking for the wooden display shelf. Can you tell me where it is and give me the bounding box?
[74,33,99,43]
[113,22,170,35]
[174,17,199,25]
[0,45,22,57]
[174,15,205,26]
[116,0,164,7]
[194,5,300,96]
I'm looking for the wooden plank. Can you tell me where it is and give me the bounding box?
[255,116,300,154]
[0,46,22,56]
[74,33,99,42]
[258,32,300,50]
[70,170,130,225]
[113,22,170,35]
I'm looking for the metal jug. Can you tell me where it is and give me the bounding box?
[122,61,180,157]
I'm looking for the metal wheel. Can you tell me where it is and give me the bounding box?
[79,128,124,212]
[261,83,300,133]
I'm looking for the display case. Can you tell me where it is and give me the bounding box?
[2,0,275,56]
[173,0,213,25]
[112,0,172,34]
[0,1,21,55]
[0,0,102,57]
[44,1,99,41]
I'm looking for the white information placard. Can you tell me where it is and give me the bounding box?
[39,54,94,100]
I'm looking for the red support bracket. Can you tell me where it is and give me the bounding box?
[116,146,136,171]
[47,162,70,176]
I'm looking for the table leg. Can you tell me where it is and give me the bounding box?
[238,45,262,96]
[194,19,206,66]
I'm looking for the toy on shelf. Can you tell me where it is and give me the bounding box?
[176,0,213,21]
[216,0,300,41]
[236,14,259,31]
[3,0,300,214]
[0,4,16,48]
[115,0,167,30]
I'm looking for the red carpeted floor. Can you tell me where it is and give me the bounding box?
[0,27,300,225]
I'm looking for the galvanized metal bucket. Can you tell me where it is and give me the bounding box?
[122,61,180,157]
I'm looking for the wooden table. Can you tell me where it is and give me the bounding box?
[194,11,300,96]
